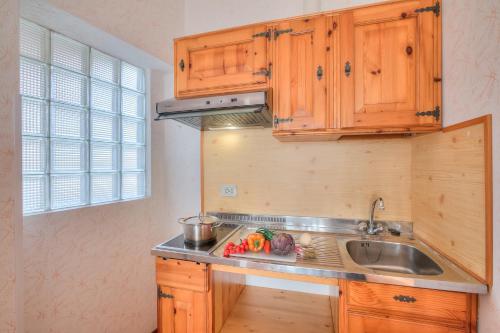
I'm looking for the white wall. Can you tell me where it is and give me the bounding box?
[183,0,304,35]
[184,1,500,332]
[45,0,184,63]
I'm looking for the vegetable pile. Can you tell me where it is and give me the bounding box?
[223,228,300,258]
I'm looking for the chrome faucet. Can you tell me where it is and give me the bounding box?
[367,197,385,235]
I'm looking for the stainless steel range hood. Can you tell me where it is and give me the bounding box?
[155,91,272,130]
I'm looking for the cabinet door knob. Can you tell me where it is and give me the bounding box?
[316,65,324,80]
[406,46,413,55]
[344,61,351,77]
[179,59,185,72]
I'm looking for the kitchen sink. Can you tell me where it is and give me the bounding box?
[346,240,443,276]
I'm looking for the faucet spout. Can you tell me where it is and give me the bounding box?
[367,197,385,235]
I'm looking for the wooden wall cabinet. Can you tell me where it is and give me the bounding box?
[273,16,328,131]
[175,25,270,98]
[173,0,442,139]
[156,258,212,333]
[339,0,441,131]
[339,281,477,333]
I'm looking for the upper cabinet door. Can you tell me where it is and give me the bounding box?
[340,0,441,129]
[274,16,328,131]
[175,25,270,98]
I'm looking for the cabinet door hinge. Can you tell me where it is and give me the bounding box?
[253,67,271,78]
[252,29,271,40]
[158,287,174,299]
[274,28,293,40]
[274,116,294,128]
[415,1,440,17]
[416,106,440,121]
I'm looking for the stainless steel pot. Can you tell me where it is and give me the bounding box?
[178,215,222,244]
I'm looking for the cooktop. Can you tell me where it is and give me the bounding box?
[158,223,240,253]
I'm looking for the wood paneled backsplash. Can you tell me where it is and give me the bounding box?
[203,129,412,221]
[203,117,492,285]
[411,117,492,284]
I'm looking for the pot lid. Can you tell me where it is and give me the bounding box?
[178,214,219,225]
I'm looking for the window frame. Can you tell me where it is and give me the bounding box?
[20,18,150,216]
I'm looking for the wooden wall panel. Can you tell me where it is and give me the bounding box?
[411,117,491,284]
[203,129,412,221]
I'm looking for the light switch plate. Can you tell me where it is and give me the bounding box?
[220,184,237,197]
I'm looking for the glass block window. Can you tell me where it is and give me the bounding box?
[20,19,148,215]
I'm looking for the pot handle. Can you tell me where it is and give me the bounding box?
[211,221,223,229]
[177,215,222,226]
[177,216,197,225]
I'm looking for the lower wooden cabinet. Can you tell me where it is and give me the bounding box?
[339,281,477,333]
[158,286,210,333]
[157,258,212,333]
[155,260,478,333]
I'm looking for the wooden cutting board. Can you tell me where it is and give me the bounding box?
[226,228,297,263]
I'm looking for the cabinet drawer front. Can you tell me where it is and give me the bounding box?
[347,313,465,333]
[156,258,209,292]
[346,281,468,323]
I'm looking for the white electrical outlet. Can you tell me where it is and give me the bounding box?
[220,184,237,197]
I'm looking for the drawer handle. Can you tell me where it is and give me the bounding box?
[393,295,416,303]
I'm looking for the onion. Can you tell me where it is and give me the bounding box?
[299,233,312,247]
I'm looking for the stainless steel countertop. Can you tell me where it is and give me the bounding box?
[151,214,487,294]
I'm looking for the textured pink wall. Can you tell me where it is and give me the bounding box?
[441,1,500,332]
[0,0,22,331]
[21,1,200,332]
[22,68,201,332]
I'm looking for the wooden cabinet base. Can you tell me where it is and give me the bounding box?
[157,259,212,333]
[339,281,477,333]
[158,286,211,333]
